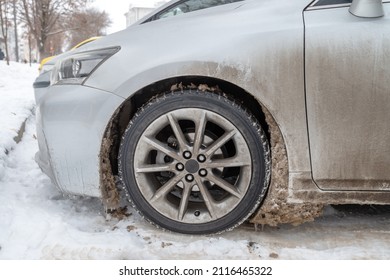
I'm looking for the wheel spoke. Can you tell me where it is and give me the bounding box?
[204,130,236,158]
[167,113,188,152]
[195,177,216,218]
[206,173,242,199]
[178,183,193,220]
[144,136,181,161]
[203,156,251,169]
[193,111,207,154]
[150,174,184,202]
[136,164,175,173]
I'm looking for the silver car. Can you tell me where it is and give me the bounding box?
[33,0,390,234]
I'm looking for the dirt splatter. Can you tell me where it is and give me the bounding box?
[170,82,221,93]
[126,225,137,232]
[161,242,173,248]
[269,252,279,259]
[107,206,131,220]
[100,136,120,210]
[250,106,324,226]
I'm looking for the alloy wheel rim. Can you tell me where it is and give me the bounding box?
[133,108,252,224]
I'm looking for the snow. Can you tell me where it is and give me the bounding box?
[0,61,37,180]
[1,62,390,260]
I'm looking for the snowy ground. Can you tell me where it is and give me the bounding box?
[1,61,390,260]
[0,62,36,180]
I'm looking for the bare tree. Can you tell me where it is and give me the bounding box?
[66,8,111,48]
[20,0,88,61]
[12,0,18,62]
[0,0,10,65]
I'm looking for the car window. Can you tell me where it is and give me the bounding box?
[313,0,352,6]
[153,0,244,21]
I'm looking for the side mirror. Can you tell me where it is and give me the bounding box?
[349,0,384,18]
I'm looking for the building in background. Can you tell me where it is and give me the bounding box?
[125,0,168,26]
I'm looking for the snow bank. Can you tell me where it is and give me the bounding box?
[0,61,37,179]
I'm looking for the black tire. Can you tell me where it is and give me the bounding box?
[119,91,270,234]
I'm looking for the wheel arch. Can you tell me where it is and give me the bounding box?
[98,75,287,216]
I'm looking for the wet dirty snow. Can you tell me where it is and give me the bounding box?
[1,62,390,260]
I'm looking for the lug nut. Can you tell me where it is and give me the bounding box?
[194,210,200,217]
[176,163,184,171]
[199,169,207,177]
[183,151,192,159]
[185,174,194,182]
[197,154,206,163]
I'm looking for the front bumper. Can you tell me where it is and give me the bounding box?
[33,78,124,197]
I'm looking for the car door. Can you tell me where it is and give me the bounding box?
[304,0,390,191]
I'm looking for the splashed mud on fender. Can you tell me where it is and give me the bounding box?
[100,123,120,210]
[250,106,324,227]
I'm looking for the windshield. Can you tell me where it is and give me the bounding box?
[147,0,244,22]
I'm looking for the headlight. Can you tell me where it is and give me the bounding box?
[51,47,120,85]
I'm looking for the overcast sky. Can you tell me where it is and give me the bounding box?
[91,0,165,34]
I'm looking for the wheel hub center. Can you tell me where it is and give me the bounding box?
[185,159,199,174]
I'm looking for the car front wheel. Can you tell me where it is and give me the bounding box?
[119,91,270,234]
